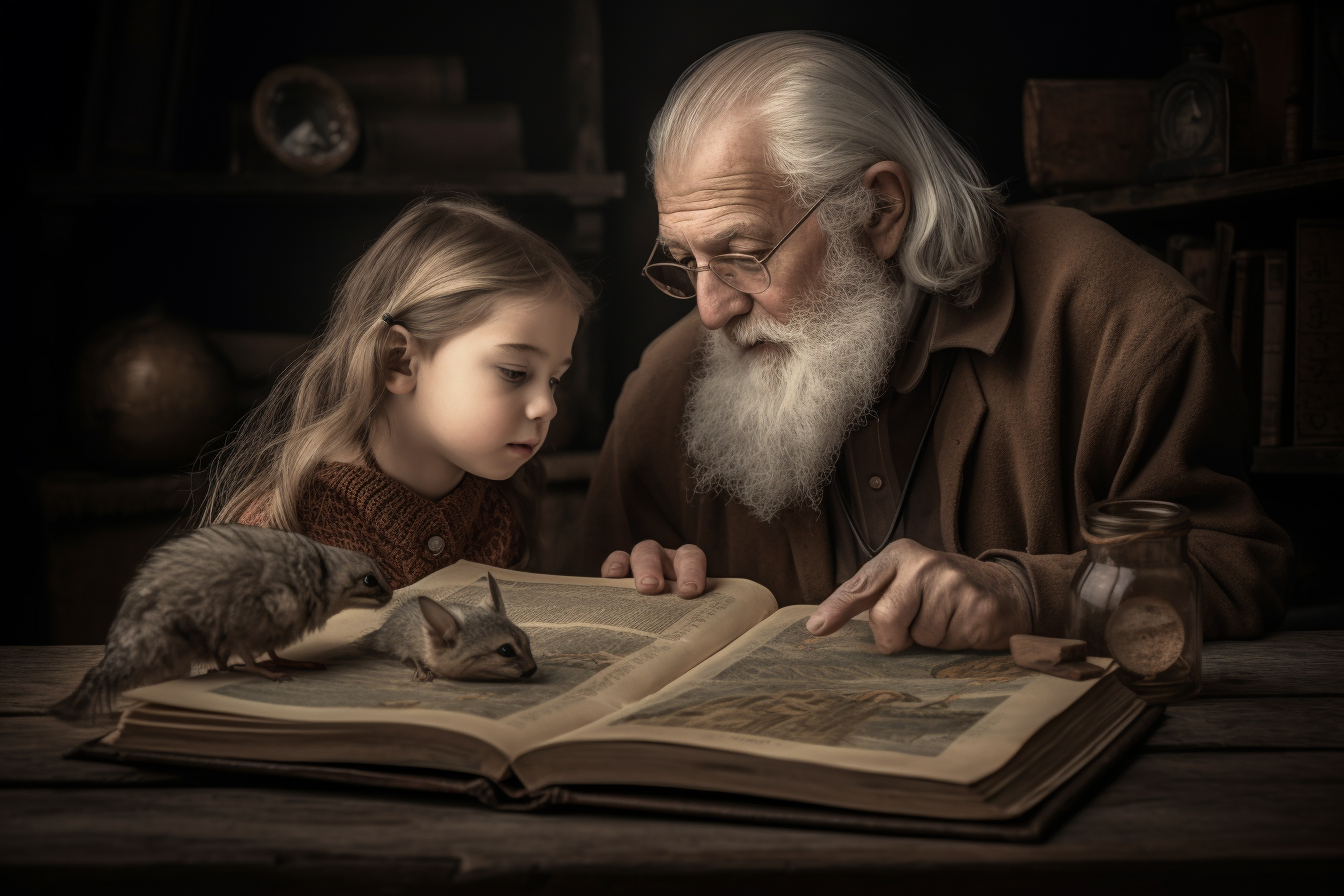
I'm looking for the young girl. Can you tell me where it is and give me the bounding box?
[203,196,592,587]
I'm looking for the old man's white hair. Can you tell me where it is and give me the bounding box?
[648,31,1002,311]
[655,32,1003,518]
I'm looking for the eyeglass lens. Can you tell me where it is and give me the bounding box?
[644,263,696,298]
[645,255,770,299]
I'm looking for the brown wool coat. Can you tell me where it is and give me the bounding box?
[569,206,1293,639]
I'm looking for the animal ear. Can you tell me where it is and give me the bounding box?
[486,571,507,617]
[417,597,461,644]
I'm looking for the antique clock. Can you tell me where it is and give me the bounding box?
[1148,31,1231,181]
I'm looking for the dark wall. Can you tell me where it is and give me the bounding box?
[11,0,1203,643]
[15,0,1185,458]
[598,0,1181,392]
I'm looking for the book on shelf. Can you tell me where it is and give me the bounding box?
[1229,250,1266,441]
[1166,222,1234,321]
[1295,220,1344,446]
[86,562,1152,836]
[1020,79,1154,193]
[1259,250,1289,447]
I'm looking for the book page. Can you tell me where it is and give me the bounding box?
[523,605,1110,787]
[121,562,776,768]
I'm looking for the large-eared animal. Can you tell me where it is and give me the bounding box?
[360,572,537,681]
[51,524,392,723]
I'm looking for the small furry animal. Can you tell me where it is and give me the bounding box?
[51,524,392,723]
[360,572,537,681]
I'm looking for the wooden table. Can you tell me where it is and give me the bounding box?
[3,633,1341,893]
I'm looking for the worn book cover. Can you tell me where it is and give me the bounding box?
[100,562,1147,825]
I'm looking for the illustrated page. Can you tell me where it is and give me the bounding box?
[123,562,777,760]
[536,605,1110,786]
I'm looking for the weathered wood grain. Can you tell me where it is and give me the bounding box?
[5,699,1333,791]
[0,752,1338,878]
[1,635,1340,891]
[1149,697,1344,750]
[0,646,112,715]
[1015,155,1344,216]
[0,716,179,785]
[1201,632,1343,696]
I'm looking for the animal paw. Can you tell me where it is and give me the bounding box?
[231,662,291,682]
[263,653,327,671]
[414,669,436,682]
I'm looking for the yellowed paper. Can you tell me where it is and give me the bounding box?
[122,561,777,773]
[527,605,1113,787]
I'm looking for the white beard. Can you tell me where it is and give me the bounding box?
[681,234,909,522]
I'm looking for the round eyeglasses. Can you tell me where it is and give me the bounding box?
[641,190,830,299]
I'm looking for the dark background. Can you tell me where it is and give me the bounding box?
[9,0,1338,642]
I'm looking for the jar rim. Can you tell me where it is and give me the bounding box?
[1083,499,1190,538]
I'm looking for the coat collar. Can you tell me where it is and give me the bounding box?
[890,226,1017,394]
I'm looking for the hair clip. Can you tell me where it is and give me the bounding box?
[381,312,397,327]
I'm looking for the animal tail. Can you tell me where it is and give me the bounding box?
[49,662,126,725]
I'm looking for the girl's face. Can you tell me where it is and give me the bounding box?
[395,295,580,486]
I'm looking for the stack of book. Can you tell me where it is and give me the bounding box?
[1166,219,1343,449]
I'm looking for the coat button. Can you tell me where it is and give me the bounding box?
[426,535,446,554]
[868,476,883,490]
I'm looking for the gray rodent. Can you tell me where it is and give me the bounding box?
[51,524,392,724]
[360,573,537,681]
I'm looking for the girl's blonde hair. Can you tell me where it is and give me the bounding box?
[201,195,593,541]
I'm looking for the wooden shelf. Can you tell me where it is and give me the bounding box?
[1016,156,1344,216]
[1250,446,1344,476]
[30,170,626,202]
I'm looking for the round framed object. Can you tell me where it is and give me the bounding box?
[251,64,360,175]
[1158,79,1216,157]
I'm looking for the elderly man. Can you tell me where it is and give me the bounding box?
[570,32,1291,651]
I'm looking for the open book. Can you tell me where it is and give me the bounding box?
[103,562,1148,823]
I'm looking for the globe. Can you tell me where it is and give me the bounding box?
[72,313,237,471]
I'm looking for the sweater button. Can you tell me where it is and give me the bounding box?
[868,476,883,490]
[426,535,446,554]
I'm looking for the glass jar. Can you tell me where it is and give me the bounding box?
[1067,499,1201,702]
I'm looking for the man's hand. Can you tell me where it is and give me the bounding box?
[602,540,707,598]
[806,540,1031,653]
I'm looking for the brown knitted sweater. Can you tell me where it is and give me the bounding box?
[239,462,522,589]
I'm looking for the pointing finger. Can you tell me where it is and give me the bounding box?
[602,551,631,579]
[806,543,907,636]
[807,574,883,636]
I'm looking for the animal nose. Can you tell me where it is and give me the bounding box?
[521,666,536,678]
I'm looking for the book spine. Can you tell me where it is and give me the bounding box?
[1259,251,1288,447]
[1181,248,1217,309]
[1212,221,1236,323]
[1229,251,1249,369]
[1295,220,1344,445]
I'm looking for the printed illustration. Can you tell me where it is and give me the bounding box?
[213,624,656,719]
[613,619,1034,757]
[207,580,719,719]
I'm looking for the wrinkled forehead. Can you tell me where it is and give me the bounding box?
[653,116,796,245]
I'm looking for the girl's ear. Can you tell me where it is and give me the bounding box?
[383,325,419,394]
